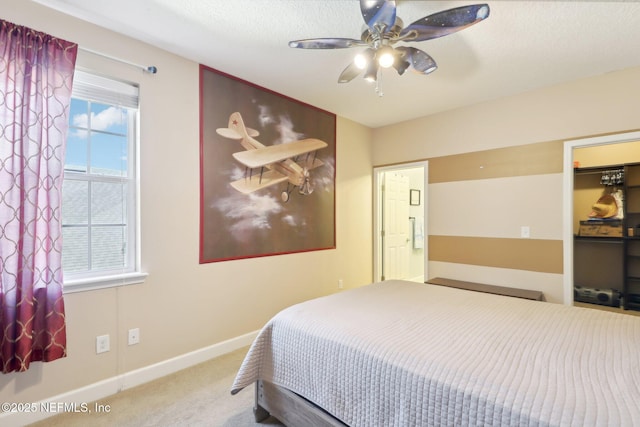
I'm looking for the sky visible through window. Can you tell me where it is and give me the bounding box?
[66,99,129,175]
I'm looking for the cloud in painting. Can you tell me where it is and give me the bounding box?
[282,214,297,227]
[256,104,305,146]
[214,192,283,234]
[257,104,275,127]
[274,115,305,145]
[230,165,246,181]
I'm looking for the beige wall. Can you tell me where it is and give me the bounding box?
[0,0,373,405]
[372,66,640,303]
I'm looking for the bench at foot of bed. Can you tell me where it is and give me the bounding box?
[426,277,544,301]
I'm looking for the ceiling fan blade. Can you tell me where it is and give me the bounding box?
[397,47,437,75]
[338,62,362,83]
[360,0,397,34]
[399,4,490,42]
[289,38,366,49]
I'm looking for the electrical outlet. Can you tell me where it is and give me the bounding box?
[128,328,140,346]
[96,335,110,354]
[338,279,344,289]
[520,226,531,238]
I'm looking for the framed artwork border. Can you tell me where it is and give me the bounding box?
[199,65,336,263]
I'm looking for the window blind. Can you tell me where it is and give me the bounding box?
[72,70,139,108]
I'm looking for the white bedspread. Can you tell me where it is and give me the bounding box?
[232,280,640,426]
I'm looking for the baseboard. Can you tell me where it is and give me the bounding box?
[117,330,258,390]
[0,330,259,427]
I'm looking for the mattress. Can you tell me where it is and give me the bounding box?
[232,280,640,426]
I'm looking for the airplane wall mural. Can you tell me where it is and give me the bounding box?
[199,65,336,264]
[216,112,328,202]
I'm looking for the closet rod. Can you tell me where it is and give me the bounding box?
[574,168,623,176]
[79,47,157,74]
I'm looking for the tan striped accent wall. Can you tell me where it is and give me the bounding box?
[429,140,563,183]
[427,140,564,276]
[429,236,563,274]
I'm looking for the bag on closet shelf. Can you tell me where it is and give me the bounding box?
[589,194,618,219]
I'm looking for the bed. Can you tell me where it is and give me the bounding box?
[231,280,640,426]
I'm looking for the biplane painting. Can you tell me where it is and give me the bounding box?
[216,112,328,202]
[199,65,336,263]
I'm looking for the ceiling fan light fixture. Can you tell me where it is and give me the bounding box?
[394,59,410,75]
[376,46,395,68]
[354,52,369,70]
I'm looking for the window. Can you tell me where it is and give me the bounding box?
[62,70,145,291]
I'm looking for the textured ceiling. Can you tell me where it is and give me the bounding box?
[34,0,640,128]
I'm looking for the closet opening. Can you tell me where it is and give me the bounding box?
[563,131,640,314]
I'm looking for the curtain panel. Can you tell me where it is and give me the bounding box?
[0,20,77,373]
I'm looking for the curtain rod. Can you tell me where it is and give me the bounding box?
[79,46,157,74]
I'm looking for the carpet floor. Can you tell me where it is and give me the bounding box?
[29,347,283,427]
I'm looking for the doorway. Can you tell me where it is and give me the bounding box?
[563,131,640,305]
[374,161,428,282]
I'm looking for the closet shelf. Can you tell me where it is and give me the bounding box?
[574,236,622,243]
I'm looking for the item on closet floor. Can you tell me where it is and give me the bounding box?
[589,194,618,218]
[578,219,622,237]
[574,285,621,307]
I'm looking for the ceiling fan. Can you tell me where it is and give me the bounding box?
[289,0,490,87]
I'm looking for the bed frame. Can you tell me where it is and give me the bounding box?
[254,380,346,426]
[253,380,347,427]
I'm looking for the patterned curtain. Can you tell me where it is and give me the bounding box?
[0,20,77,373]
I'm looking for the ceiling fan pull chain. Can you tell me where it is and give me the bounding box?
[375,70,383,97]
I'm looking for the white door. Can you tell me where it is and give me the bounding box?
[382,172,410,280]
